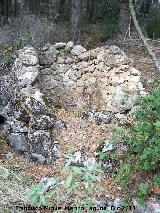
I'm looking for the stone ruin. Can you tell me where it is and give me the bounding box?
[0,41,146,164]
[38,42,145,112]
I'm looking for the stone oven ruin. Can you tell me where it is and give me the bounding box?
[0,42,146,164]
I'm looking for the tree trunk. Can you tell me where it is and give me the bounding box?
[13,0,17,17]
[89,0,98,24]
[71,0,82,44]
[153,0,159,3]
[140,0,152,15]
[119,0,130,34]
[0,0,9,24]
[129,0,160,72]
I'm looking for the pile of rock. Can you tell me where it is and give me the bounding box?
[0,42,146,164]
[1,47,60,164]
[38,42,146,113]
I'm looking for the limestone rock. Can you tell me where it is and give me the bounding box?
[71,45,86,56]
[53,42,66,50]
[31,153,46,164]
[17,66,39,86]
[55,120,67,130]
[18,46,38,66]
[39,45,59,65]
[78,52,90,61]
[43,75,59,90]
[66,151,87,167]
[101,158,113,172]
[10,121,28,133]
[40,177,56,191]
[25,97,46,114]
[65,41,74,52]
[89,111,112,124]
[55,64,71,74]
[102,140,115,152]
[30,115,55,130]
[8,133,29,152]
[109,45,121,55]
[28,130,52,155]
[111,89,137,113]
[57,56,65,64]
[132,199,160,213]
[0,75,15,110]
[12,48,39,86]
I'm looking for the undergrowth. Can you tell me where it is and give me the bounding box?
[0,162,31,207]
[28,157,104,209]
[2,35,29,68]
[112,88,160,204]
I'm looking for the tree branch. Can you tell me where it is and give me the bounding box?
[129,0,160,72]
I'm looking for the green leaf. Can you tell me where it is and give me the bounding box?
[98,152,106,160]
[66,174,73,188]
[154,177,160,186]
[137,183,149,205]
[154,121,160,128]
[72,167,82,174]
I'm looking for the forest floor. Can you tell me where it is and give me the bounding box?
[0,32,160,211]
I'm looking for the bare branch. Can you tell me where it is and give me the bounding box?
[129,0,160,72]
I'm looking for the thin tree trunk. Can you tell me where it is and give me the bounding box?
[140,0,152,15]
[89,0,98,24]
[129,0,160,72]
[1,0,9,24]
[71,0,82,44]
[119,0,130,34]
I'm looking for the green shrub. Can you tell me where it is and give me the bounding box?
[116,164,132,189]
[154,176,160,186]
[137,183,149,205]
[83,18,119,39]
[28,156,103,207]
[2,35,29,67]
[28,178,61,207]
[28,183,48,207]
[112,88,160,203]
[129,90,160,171]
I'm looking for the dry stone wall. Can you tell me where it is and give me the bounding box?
[38,42,146,113]
[0,42,146,164]
[1,47,60,164]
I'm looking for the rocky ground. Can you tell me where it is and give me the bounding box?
[1,107,160,212]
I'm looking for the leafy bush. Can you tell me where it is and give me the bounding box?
[28,157,103,207]
[2,35,29,67]
[129,90,160,171]
[137,183,149,205]
[28,178,61,207]
[113,89,160,203]
[28,183,48,207]
[116,164,132,189]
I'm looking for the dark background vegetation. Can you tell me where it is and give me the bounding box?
[0,0,160,49]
